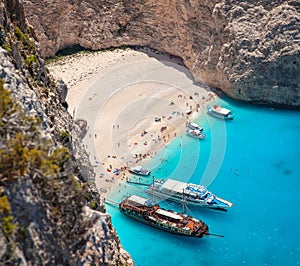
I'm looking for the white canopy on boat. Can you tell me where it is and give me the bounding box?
[188,122,200,128]
[213,105,231,115]
[131,165,143,171]
[161,179,187,193]
[127,195,148,206]
[155,209,182,220]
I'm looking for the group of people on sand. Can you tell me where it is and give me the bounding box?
[98,91,218,194]
[134,153,153,163]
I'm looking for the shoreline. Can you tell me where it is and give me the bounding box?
[47,47,216,197]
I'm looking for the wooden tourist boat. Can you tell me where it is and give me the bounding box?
[119,195,209,238]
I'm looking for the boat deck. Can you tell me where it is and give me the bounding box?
[119,195,209,237]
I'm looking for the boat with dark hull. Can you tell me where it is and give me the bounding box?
[146,179,233,210]
[119,195,209,238]
[128,165,151,176]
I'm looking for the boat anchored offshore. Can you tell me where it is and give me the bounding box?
[146,179,233,210]
[187,121,203,131]
[128,165,151,176]
[186,129,206,139]
[119,195,209,238]
[207,104,234,120]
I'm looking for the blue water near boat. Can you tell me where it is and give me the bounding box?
[106,97,300,266]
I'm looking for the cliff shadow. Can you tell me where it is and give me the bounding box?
[136,46,211,92]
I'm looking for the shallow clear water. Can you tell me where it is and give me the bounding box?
[106,97,300,266]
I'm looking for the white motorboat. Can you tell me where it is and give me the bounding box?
[187,121,203,131]
[128,166,151,176]
[186,129,206,139]
[207,104,234,120]
[146,179,233,210]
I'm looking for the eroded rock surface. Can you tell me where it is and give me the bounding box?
[0,0,133,264]
[23,0,300,106]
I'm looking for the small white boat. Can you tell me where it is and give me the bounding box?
[186,129,206,139]
[207,104,234,120]
[187,121,203,131]
[129,166,151,176]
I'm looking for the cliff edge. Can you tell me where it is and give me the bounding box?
[0,0,133,264]
[23,0,300,107]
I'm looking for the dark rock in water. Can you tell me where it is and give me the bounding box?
[283,169,292,175]
[274,160,285,168]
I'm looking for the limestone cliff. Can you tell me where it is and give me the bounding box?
[0,0,133,264]
[23,0,300,107]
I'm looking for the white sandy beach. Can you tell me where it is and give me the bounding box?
[48,47,216,195]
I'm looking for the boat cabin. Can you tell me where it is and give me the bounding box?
[213,105,232,116]
[126,195,154,207]
[187,122,203,131]
[154,209,183,223]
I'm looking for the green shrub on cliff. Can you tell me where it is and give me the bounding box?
[2,215,17,238]
[2,43,12,54]
[25,54,37,66]
[14,26,35,53]
[0,195,11,214]
[0,194,17,241]
[60,130,70,143]
[0,79,20,126]
[0,78,86,258]
[0,133,70,178]
[0,78,71,178]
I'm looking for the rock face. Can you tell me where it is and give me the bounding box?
[0,0,133,265]
[212,1,300,106]
[22,0,300,106]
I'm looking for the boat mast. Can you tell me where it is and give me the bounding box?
[152,175,156,201]
[182,188,186,213]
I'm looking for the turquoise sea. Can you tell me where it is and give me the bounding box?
[106,97,300,266]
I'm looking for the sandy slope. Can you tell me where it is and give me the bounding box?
[48,47,215,195]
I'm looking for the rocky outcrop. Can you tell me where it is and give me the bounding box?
[0,0,133,264]
[212,1,300,106]
[23,0,300,107]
